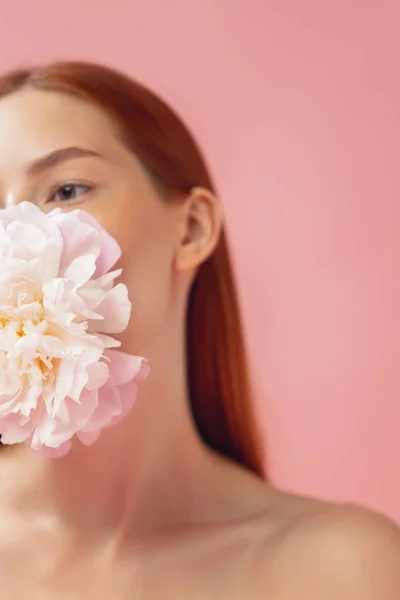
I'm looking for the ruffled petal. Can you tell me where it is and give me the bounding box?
[87,283,131,334]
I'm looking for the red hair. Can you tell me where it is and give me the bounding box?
[0,61,265,476]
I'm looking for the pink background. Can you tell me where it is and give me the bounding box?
[0,1,399,522]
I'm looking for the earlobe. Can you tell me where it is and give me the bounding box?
[174,187,222,272]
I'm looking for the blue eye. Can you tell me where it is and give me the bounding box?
[50,183,92,203]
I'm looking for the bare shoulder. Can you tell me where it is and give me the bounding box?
[252,498,400,599]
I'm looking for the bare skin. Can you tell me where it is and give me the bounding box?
[0,88,399,599]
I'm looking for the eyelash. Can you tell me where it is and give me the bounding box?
[47,182,93,204]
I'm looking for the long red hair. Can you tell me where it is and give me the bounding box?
[0,61,265,477]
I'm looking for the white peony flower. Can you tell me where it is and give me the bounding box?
[0,202,148,457]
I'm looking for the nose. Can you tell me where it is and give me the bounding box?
[0,186,30,209]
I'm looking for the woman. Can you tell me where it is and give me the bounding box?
[0,61,398,599]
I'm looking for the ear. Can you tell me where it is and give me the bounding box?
[174,187,223,272]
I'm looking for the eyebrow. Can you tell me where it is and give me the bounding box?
[28,146,104,175]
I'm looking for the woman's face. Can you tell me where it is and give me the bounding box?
[0,88,203,355]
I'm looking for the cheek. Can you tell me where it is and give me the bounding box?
[86,183,178,353]
[113,223,176,354]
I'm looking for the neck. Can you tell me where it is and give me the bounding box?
[2,313,268,553]
[2,316,220,547]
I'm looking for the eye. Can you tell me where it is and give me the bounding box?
[49,183,92,203]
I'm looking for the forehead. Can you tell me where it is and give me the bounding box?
[0,88,119,165]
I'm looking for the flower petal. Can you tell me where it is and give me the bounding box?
[50,208,121,277]
[87,283,131,334]
[106,350,150,386]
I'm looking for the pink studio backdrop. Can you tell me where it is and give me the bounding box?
[0,1,399,522]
